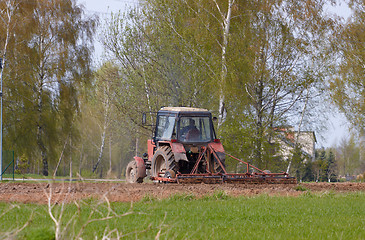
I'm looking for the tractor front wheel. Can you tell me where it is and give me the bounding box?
[125,160,144,183]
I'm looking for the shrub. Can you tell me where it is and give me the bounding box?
[15,155,29,175]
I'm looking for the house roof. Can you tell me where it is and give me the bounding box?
[274,126,317,143]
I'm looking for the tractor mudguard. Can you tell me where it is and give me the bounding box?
[208,142,225,153]
[147,139,155,161]
[134,156,147,179]
[171,142,188,162]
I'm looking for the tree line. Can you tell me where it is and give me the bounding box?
[0,0,364,180]
[296,133,365,182]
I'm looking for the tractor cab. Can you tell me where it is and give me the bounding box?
[154,107,216,144]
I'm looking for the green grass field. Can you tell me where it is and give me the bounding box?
[0,191,364,240]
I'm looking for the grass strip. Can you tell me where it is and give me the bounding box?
[0,191,364,239]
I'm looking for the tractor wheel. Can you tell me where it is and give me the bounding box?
[125,160,144,183]
[151,146,177,178]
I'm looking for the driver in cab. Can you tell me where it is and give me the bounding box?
[180,118,200,141]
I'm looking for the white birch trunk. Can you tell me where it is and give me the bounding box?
[69,137,72,179]
[108,136,112,176]
[53,136,69,177]
[0,0,18,180]
[216,0,234,129]
[92,86,110,173]
[143,67,153,123]
[135,137,139,157]
[93,113,108,173]
[79,144,83,176]
[286,90,310,173]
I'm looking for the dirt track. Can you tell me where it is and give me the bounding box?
[0,182,364,204]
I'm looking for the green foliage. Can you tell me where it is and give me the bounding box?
[294,185,308,192]
[102,0,337,173]
[302,161,315,182]
[291,147,339,182]
[0,0,357,178]
[290,145,306,180]
[318,149,329,182]
[311,148,339,182]
[76,62,139,177]
[0,0,97,176]
[15,154,29,175]
[335,135,363,176]
[330,1,365,131]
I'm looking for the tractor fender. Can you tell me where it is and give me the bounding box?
[134,156,147,179]
[147,139,156,161]
[208,142,225,153]
[171,142,188,162]
[208,142,226,161]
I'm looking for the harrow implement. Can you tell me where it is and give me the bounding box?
[150,145,296,184]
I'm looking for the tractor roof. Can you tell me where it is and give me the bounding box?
[159,107,209,113]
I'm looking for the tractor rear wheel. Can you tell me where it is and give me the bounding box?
[151,146,177,178]
[125,160,144,183]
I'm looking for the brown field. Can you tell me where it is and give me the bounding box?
[0,182,364,204]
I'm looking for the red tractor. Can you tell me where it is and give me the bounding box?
[126,107,296,184]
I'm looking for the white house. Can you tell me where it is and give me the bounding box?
[274,126,316,162]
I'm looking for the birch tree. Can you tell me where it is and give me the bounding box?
[233,0,336,168]
[336,135,361,176]
[91,64,113,173]
[1,0,97,175]
[78,63,138,177]
[0,0,19,79]
[214,0,234,128]
[102,0,245,122]
[102,0,337,171]
[0,0,20,178]
[102,11,163,123]
[330,0,365,131]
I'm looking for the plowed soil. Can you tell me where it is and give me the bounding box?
[0,182,364,204]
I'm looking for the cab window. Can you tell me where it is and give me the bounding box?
[178,116,212,142]
[156,115,176,140]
